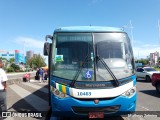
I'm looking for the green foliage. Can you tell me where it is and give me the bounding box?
[19,70,24,72]
[9,58,15,63]
[10,63,20,71]
[6,67,14,72]
[0,57,8,62]
[135,59,149,65]
[27,54,46,68]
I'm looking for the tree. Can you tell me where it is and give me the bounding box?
[0,57,8,62]
[135,59,149,65]
[0,57,8,70]
[27,54,46,69]
[9,58,15,63]
[10,63,20,71]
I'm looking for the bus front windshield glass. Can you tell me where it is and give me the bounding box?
[52,33,94,81]
[94,33,134,81]
[51,32,134,82]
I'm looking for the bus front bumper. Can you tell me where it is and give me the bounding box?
[50,93,136,118]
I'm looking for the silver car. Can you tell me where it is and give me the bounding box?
[135,67,160,82]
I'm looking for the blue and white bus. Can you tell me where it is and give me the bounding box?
[44,26,136,119]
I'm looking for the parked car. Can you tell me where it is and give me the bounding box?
[135,67,160,82]
[151,73,160,93]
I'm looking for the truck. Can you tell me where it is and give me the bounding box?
[151,73,160,93]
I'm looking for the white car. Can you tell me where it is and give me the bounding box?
[135,67,160,82]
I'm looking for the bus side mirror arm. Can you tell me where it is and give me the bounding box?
[44,35,53,56]
[45,35,53,42]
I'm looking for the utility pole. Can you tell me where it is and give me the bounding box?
[158,20,160,45]
[129,20,134,46]
[122,20,134,46]
[23,40,26,56]
[158,20,160,66]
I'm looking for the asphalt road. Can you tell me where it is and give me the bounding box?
[135,79,160,120]
[3,78,160,120]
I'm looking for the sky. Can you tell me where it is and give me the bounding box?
[0,0,160,59]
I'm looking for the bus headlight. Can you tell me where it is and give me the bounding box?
[122,86,136,97]
[50,86,69,98]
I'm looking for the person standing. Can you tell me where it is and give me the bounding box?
[0,60,8,119]
[39,68,44,83]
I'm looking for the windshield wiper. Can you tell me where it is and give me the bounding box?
[70,54,89,87]
[96,55,120,87]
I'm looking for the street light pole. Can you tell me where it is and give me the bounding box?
[158,19,160,66]
[129,20,134,46]
[122,20,134,46]
[158,19,160,45]
[23,40,26,56]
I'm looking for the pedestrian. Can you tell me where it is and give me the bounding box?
[0,60,8,119]
[44,70,48,80]
[39,68,44,83]
[35,68,40,80]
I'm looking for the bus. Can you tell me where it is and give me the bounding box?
[44,26,136,119]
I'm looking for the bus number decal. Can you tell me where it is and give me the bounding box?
[77,92,91,96]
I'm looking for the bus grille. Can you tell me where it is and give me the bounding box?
[72,105,120,114]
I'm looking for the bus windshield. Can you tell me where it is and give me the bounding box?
[51,32,134,82]
[94,33,134,81]
[52,33,94,81]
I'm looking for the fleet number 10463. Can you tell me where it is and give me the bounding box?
[77,92,91,96]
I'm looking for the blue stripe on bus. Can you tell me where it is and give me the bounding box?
[52,81,56,88]
[66,86,70,95]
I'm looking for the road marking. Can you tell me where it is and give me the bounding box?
[21,82,48,93]
[137,104,150,111]
[9,84,49,111]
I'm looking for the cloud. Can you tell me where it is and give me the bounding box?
[132,38,160,59]
[14,36,159,60]
[133,44,160,59]
[15,37,44,49]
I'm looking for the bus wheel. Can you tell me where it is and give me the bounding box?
[156,82,160,94]
[145,76,151,82]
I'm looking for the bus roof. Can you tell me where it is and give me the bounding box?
[54,26,124,33]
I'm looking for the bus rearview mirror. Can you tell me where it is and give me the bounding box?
[43,42,50,56]
[44,35,53,56]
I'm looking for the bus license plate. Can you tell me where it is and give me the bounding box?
[88,112,104,118]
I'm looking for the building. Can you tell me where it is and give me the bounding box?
[0,50,26,64]
[149,51,159,65]
[0,50,15,60]
[15,50,26,64]
[26,50,34,60]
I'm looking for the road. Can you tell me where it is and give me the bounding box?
[135,79,160,120]
[6,79,49,120]
[3,78,160,120]
[7,71,36,80]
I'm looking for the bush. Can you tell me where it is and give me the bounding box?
[11,63,20,71]
[6,67,15,72]
[19,70,24,72]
